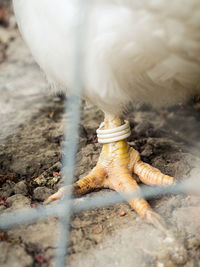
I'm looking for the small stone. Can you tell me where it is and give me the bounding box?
[33,187,53,201]
[0,243,33,267]
[0,181,15,197]
[14,181,28,195]
[141,144,153,157]
[119,211,126,217]
[187,238,200,249]
[6,194,31,210]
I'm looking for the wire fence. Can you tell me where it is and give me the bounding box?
[1,1,200,266]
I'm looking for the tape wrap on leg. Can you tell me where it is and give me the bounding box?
[97,120,131,143]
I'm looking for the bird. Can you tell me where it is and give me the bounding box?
[13,0,200,229]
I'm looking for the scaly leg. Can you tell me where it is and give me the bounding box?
[45,114,176,230]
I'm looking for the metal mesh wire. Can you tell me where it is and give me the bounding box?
[0,1,200,266]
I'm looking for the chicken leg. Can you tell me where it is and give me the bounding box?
[45,114,176,229]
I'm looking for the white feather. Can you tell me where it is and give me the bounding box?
[13,0,200,114]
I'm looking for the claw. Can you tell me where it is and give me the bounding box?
[145,209,168,233]
[44,186,67,204]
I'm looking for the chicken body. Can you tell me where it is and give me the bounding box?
[13,0,200,114]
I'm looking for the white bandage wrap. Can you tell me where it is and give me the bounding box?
[97,120,131,144]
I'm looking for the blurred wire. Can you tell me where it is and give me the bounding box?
[1,175,200,230]
[55,1,91,266]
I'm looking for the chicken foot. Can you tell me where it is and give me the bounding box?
[45,114,176,231]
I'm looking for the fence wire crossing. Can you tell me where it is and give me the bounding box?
[1,1,200,267]
[54,1,90,266]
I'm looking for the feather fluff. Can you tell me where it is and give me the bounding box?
[13,0,200,114]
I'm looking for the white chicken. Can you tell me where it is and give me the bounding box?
[13,0,200,227]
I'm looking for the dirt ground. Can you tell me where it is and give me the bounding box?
[1,3,200,267]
